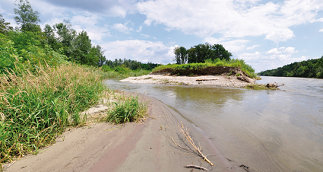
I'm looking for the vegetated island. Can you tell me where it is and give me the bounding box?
[122,43,278,89]
[259,56,323,78]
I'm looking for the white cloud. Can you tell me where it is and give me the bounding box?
[319,28,323,32]
[112,23,133,33]
[102,40,174,64]
[204,37,249,53]
[238,47,310,72]
[138,0,323,42]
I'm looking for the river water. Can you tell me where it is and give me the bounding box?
[104,76,323,172]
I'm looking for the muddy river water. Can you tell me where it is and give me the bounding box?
[104,76,323,172]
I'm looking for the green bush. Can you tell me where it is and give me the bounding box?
[107,97,146,124]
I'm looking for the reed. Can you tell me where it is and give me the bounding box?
[0,64,104,163]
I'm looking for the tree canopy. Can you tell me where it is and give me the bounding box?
[14,0,40,32]
[174,43,232,64]
[259,56,323,78]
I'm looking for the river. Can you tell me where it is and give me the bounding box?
[104,76,323,172]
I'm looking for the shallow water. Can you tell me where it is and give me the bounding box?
[104,76,323,172]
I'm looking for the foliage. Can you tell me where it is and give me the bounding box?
[14,0,41,32]
[100,65,151,79]
[0,15,13,34]
[259,56,323,78]
[153,58,257,78]
[105,58,160,71]
[107,97,146,124]
[0,64,105,163]
[174,43,232,64]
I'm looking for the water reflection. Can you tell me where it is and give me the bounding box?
[104,77,323,172]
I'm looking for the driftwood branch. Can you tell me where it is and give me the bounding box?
[185,164,208,171]
[172,123,214,166]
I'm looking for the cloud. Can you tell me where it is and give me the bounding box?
[320,28,323,32]
[112,23,133,33]
[43,0,137,17]
[204,37,249,53]
[238,47,310,72]
[101,40,174,64]
[137,0,322,42]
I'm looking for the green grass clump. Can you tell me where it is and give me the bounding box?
[0,64,104,163]
[152,58,257,78]
[107,97,146,124]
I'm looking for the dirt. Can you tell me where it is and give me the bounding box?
[3,93,247,172]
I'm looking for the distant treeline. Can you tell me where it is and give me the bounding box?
[174,43,232,64]
[105,59,160,71]
[259,56,323,78]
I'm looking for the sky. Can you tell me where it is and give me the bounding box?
[0,0,322,72]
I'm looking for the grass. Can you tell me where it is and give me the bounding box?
[100,66,151,79]
[107,96,146,124]
[152,58,257,78]
[0,64,105,163]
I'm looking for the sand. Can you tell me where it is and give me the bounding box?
[4,93,247,172]
[121,74,255,88]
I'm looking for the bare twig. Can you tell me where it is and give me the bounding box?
[172,123,214,166]
[185,164,208,171]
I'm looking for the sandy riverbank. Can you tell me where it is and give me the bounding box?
[121,74,255,88]
[4,93,248,172]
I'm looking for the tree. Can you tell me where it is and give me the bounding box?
[14,0,40,32]
[43,24,59,50]
[54,22,76,58]
[0,14,13,34]
[211,44,232,60]
[72,31,91,64]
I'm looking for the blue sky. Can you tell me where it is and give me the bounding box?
[0,0,322,72]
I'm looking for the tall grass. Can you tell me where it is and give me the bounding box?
[107,97,146,124]
[152,58,257,78]
[0,64,104,163]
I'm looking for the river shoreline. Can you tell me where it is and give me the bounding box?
[4,92,247,172]
[121,74,255,88]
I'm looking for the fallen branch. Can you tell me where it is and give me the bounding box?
[172,123,214,166]
[185,164,208,171]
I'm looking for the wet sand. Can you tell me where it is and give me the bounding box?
[4,93,247,172]
[121,74,255,88]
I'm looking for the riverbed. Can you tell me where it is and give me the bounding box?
[105,76,323,172]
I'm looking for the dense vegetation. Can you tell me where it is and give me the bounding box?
[174,43,232,64]
[153,58,257,78]
[101,59,160,79]
[0,0,110,163]
[259,57,323,78]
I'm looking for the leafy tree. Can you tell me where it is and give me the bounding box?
[174,46,187,64]
[14,0,41,32]
[43,24,60,50]
[54,22,76,58]
[71,31,91,64]
[211,44,232,60]
[0,14,13,34]
[182,43,232,63]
